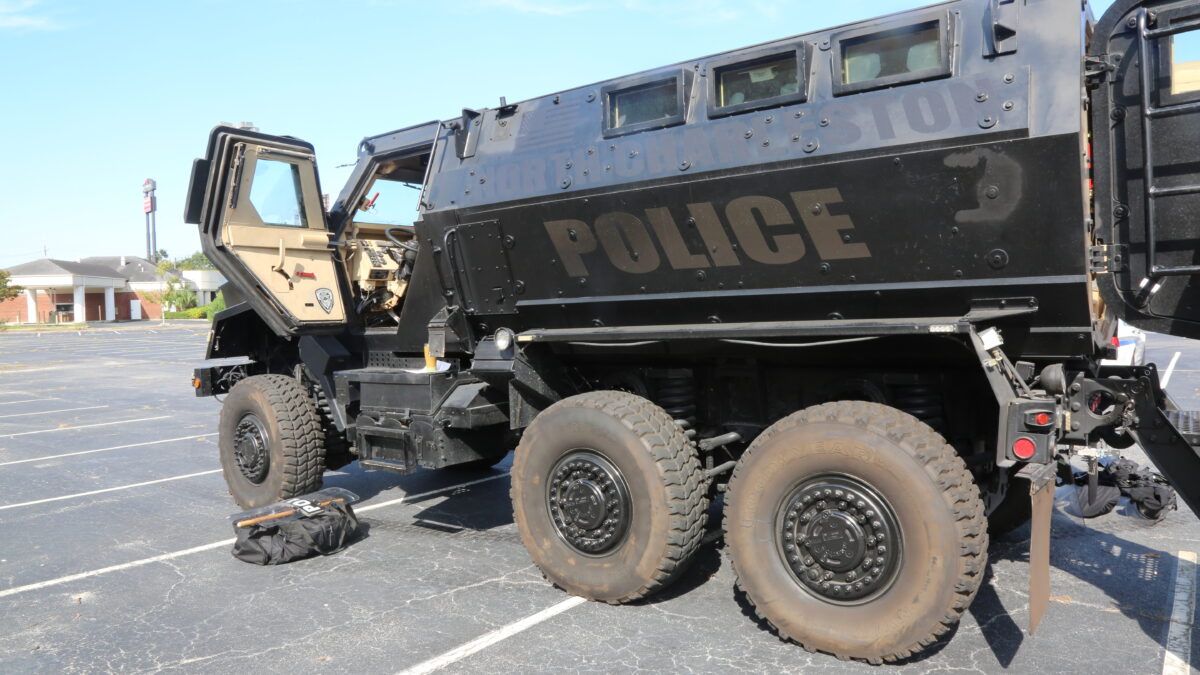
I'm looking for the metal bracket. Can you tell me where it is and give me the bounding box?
[1089,244,1125,273]
[455,108,483,160]
[986,0,1019,57]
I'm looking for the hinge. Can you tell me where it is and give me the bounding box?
[1089,244,1126,273]
[1085,55,1117,83]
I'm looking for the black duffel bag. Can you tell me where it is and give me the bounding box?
[232,492,360,565]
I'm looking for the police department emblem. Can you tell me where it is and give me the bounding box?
[315,288,335,314]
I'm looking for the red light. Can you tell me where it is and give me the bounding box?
[1035,412,1050,426]
[1111,336,1120,347]
[1013,438,1037,460]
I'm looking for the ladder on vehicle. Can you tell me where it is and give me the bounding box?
[1134,8,1200,301]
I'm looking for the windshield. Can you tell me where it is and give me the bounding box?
[354,178,421,228]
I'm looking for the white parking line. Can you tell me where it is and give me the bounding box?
[0,434,211,467]
[0,472,511,599]
[1163,550,1198,675]
[1161,352,1183,389]
[397,596,586,675]
[0,405,107,419]
[0,415,171,438]
[0,398,59,405]
[0,469,222,511]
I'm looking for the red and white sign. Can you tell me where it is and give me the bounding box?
[143,195,156,213]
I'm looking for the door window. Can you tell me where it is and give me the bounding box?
[250,158,308,228]
[1172,30,1200,95]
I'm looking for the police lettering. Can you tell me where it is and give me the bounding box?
[544,189,871,278]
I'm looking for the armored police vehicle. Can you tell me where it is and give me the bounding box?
[185,0,1200,662]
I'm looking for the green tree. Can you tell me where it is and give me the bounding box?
[0,270,21,301]
[175,251,215,270]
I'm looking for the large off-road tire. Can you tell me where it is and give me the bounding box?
[724,401,987,664]
[310,380,354,471]
[219,374,326,509]
[511,391,708,603]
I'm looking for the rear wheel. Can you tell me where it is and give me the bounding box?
[219,374,325,509]
[724,401,987,663]
[511,391,707,603]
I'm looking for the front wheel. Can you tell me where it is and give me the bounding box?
[218,374,326,509]
[724,401,987,663]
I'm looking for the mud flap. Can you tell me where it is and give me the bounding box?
[1017,462,1056,635]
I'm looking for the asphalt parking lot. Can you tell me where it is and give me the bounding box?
[2,323,1200,673]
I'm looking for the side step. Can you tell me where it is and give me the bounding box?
[1130,405,1200,515]
[1164,411,1200,447]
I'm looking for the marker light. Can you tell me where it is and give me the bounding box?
[495,328,515,351]
[1013,438,1037,460]
[1035,412,1050,426]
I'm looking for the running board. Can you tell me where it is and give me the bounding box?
[1128,394,1200,515]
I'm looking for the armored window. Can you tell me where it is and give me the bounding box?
[602,71,688,137]
[707,46,807,118]
[833,12,952,96]
[354,178,420,228]
[1170,30,1200,95]
[249,158,308,228]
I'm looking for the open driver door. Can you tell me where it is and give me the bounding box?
[184,126,347,336]
[1091,0,1200,339]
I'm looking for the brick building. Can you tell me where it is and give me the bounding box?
[0,256,224,324]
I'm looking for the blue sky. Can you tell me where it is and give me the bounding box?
[0,0,1120,267]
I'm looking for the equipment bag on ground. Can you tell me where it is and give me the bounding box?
[230,488,361,565]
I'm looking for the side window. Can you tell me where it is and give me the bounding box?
[708,47,807,118]
[602,72,687,137]
[1171,29,1200,96]
[833,13,952,96]
[249,158,307,228]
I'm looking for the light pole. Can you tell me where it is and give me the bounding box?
[142,178,157,261]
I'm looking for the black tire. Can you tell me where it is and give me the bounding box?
[219,374,325,509]
[511,391,708,603]
[724,401,987,664]
[308,378,354,470]
[987,473,1032,536]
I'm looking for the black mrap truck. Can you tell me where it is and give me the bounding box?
[184,0,1200,662]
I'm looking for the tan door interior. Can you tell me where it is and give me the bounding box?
[220,143,345,323]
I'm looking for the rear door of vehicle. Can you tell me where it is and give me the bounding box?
[1091,0,1200,338]
[184,126,347,336]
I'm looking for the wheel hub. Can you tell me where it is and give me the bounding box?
[779,475,902,603]
[233,414,270,484]
[547,451,632,555]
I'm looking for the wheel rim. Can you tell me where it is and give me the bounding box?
[233,413,271,484]
[546,450,632,555]
[777,474,903,604]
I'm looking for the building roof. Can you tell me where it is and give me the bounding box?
[6,258,128,279]
[79,256,176,283]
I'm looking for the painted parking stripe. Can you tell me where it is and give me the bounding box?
[1161,352,1183,389]
[0,472,510,599]
[0,405,107,419]
[0,469,222,511]
[0,415,171,438]
[0,398,59,405]
[1162,550,1198,675]
[397,597,587,675]
[0,434,211,467]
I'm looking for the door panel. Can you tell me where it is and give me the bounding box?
[1091,0,1200,338]
[186,127,347,335]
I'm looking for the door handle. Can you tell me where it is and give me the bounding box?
[271,239,292,285]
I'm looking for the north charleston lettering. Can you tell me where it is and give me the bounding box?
[545,189,872,278]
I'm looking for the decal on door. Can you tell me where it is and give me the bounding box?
[315,288,335,314]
